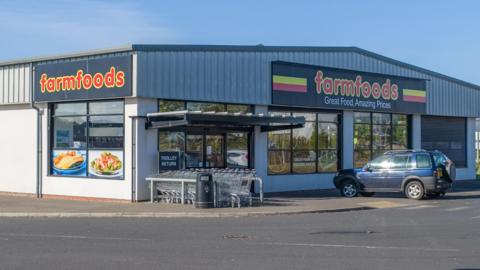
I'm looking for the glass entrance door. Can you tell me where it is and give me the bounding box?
[205,135,224,168]
[186,134,203,168]
[182,132,250,169]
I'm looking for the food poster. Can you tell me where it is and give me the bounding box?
[52,150,87,176]
[88,150,124,179]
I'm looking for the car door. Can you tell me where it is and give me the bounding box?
[385,154,412,189]
[356,155,391,190]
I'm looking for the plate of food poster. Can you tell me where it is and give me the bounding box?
[52,150,87,176]
[88,150,123,179]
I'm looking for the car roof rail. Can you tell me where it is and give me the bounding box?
[383,149,428,154]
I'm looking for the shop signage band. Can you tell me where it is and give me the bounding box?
[272,61,427,113]
[34,56,132,102]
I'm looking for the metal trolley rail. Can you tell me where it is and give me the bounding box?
[146,169,263,207]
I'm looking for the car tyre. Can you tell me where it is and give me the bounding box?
[360,192,375,197]
[404,181,425,200]
[340,180,358,198]
[427,192,445,199]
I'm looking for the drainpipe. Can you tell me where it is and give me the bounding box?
[30,63,43,198]
[129,115,147,202]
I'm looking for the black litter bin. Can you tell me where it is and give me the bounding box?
[195,173,214,208]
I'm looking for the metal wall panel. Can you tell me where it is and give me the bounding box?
[0,64,31,105]
[137,49,480,117]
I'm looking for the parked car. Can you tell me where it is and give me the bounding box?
[333,150,455,200]
[227,150,248,168]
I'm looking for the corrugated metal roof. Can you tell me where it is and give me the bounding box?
[132,44,480,91]
[0,45,133,67]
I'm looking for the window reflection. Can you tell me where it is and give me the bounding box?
[88,115,124,148]
[53,117,87,149]
[227,133,248,168]
[354,112,409,167]
[268,111,339,174]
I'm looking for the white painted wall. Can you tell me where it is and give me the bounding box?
[0,105,37,193]
[135,98,159,201]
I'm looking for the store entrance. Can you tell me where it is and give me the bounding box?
[183,132,249,169]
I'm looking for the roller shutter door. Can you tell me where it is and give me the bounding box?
[421,116,466,167]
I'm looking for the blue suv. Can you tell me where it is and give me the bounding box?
[333,150,455,200]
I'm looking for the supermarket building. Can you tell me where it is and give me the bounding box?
[0,44,479,201]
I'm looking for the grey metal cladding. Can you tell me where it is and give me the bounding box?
[0,64,31,105]
[136,48,480,117]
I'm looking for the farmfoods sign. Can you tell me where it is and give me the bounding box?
[272,61,427,113]
[34,56,132,102]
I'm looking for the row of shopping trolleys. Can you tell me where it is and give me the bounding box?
[149,169,263,208]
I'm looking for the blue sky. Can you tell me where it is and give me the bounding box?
[0,0,479,84]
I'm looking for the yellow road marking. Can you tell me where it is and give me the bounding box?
[357,201,409,209]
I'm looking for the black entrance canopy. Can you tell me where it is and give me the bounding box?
[145,111,305,132]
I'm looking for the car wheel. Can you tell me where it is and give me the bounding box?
[404,181,425,200]
[340,180,358,198]
[360,192,375,197]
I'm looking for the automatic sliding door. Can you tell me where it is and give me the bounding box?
[186,134,203,168]
[206,135,224,168]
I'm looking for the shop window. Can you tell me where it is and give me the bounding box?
[88,115,124,148]
[50,100,124,179]
[53,117,87,149]
[318,121,338,172]
[53,103,87,116]
[159,131,185,152]
[268,111,339,174]
[227,104,252,113]
[158,100,252,114]
[187,102,225,112]
[159,100,185,112]
[292,113,316,173]
[227,133,249,168]
[354,112,409,168]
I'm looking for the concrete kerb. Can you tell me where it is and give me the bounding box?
[0,206,374,219]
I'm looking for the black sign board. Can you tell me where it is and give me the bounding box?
[272,61,427,114]
[34,55,132,102]
[158,152,180,171]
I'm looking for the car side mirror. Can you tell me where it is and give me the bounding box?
[364,164,373,172]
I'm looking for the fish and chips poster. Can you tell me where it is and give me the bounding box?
[51,150,87,176]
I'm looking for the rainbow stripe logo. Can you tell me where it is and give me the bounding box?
[402,89,426,103]
[272,75,307,93]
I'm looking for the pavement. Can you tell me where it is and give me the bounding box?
[0,180,479,218]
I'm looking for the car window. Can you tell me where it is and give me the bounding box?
[416,154,432,169]
[432,153,446,166]
[369,155,391,170]
[391,155,412,169]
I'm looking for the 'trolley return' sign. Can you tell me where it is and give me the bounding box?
[272,61,427,113]
[34,55,132,102]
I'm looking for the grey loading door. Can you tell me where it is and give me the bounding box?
[421,116,466,167]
